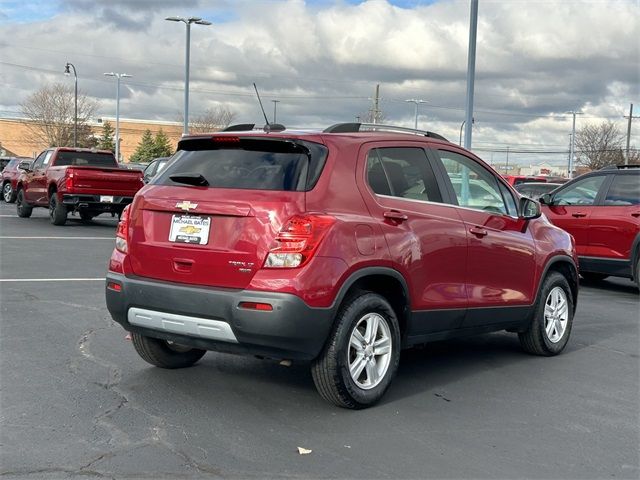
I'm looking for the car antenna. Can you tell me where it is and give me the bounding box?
[253,83,270,126]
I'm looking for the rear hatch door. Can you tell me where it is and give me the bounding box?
[127,136,328,289]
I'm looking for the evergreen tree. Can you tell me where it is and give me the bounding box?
[129,129,156,163]
[152,129,173,158]
[97,121,115,151]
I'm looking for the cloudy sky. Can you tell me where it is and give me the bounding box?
[1,0,638,165]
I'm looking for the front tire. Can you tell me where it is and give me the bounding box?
[311,292,401,409]
[3,182,16,203]
[49,193,67,225]
[519,272,574,356]
[16,189,32,218]
[131,333,206,369]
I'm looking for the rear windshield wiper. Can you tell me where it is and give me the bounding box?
[169,173,209,187]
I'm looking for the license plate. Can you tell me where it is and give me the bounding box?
[100,195,114,203]
[169,215,211,245]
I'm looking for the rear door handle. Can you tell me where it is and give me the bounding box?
[469,226,488,238]
[383,210,408,223]
[571,212,587,218]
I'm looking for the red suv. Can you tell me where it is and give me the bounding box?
[2,156,33,203]
[106,123,579,408]
[539,165,640,286]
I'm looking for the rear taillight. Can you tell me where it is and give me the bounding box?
[115,204,131,254]
[65,173,74,191]
[264,214,335,268]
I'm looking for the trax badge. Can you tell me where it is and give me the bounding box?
[176,201,198,211]
[179,225,202,235]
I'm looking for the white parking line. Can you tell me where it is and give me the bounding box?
[0,236,114,240]
[0,278,105,282]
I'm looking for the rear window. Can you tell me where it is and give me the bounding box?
[154,137,328,191]
[54,152,118,168]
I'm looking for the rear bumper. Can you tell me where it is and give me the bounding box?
[62,194,133,212]
[105,272,335,361]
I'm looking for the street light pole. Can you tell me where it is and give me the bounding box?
[463,0,478,150]
[166,16,212,135]
[64,63,78,147]
[272,100,280,123]
[405,99,427,129]
[104,72,132,162]
[567,110,583,178]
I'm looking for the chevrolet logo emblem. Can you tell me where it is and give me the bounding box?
[179,225,202,235]
[176,201,198,211]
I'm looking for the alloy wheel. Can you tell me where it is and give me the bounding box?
[544,286,569,343]
[347,312,392,390]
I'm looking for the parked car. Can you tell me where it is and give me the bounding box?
[515,182,562,200]
[106,123,579,409]
[142,157,170,183]
[539,165,640,285]
[2,156,33,203]
[503,175,547,186]
[0,157,12,172]
[16,147,143,225]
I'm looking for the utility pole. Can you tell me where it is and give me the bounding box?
[372,84,380,124]
[271,100,280,123]
[624,103,639,165]
[505,146,509,174]
[64,63,78,147]
[566,110,583,179]
[104,72,132,162]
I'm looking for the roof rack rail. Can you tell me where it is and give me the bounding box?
[323,123,449,142]
[599,164,640,170]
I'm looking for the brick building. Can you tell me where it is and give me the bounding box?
[0,117,183,162]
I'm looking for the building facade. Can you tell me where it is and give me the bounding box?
[0,117,184,162]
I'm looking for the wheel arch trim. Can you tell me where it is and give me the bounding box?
[537,255,579,312]
[330,266,411,314]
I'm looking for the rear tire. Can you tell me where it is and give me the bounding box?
[311,292,401,409]
[49,193,67,225]
[634,258,639,291]
[3,182,16,203]
[519,272,574,356]
[580,272,608,282]
[16,189,32,218]
[131,333,206,369]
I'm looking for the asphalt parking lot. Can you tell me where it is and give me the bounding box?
[1,199,638,480]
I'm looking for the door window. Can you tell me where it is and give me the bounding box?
[554,176,606,206]
[31,152,47,171]
[366,147,442,203]
[604,175,640,206]
[437,150,508,215]
[42,151,53,167]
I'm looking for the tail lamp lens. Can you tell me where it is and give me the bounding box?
[264,215,335,268]
[115,204,131,254]
[65,173,74,190]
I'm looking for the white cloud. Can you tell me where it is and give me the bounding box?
[0,0,638,165]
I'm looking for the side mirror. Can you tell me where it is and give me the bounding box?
[519,197,542,220]
[18,160,32,172]
[538,193,552,205]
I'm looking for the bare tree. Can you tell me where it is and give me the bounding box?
[177,106,236,133]
[21,83,99,148]
[575,121,626,170]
